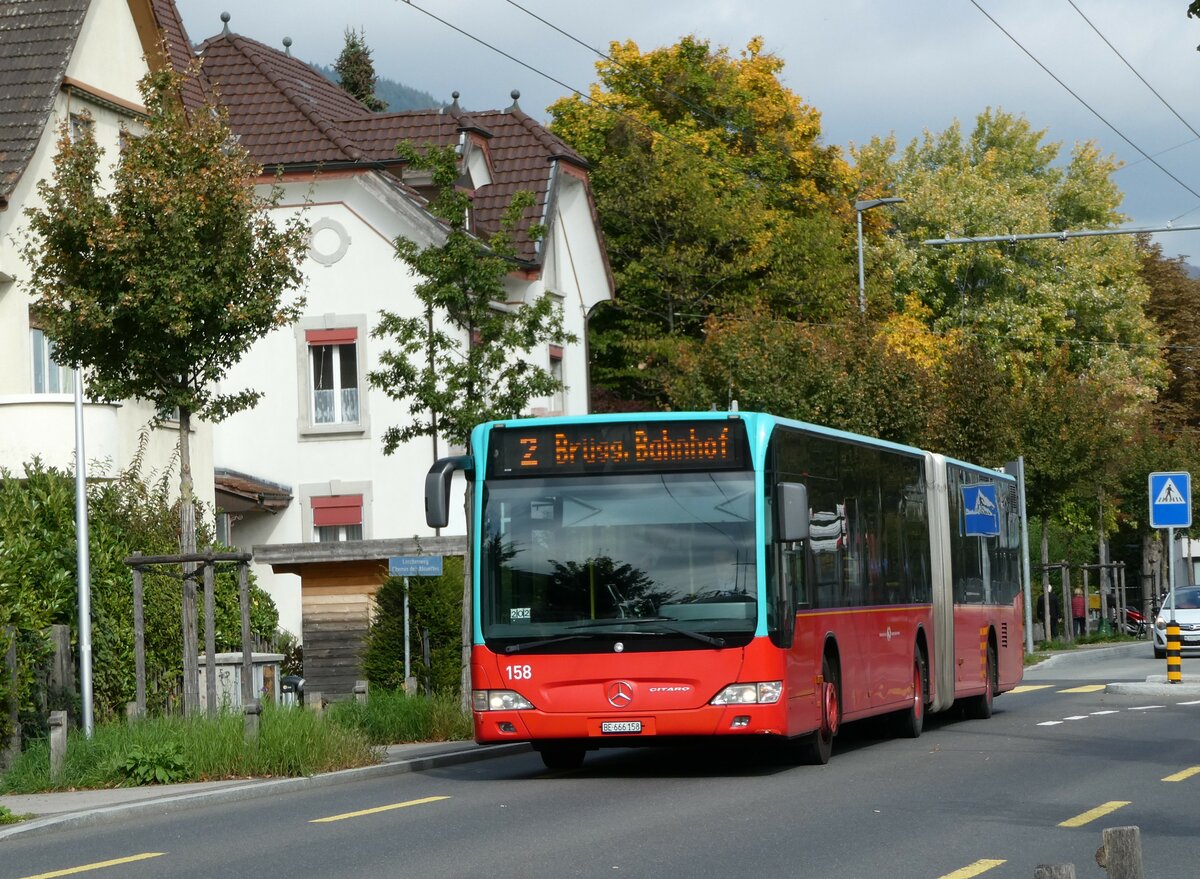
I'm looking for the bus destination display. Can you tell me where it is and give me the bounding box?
[489,420,748,476]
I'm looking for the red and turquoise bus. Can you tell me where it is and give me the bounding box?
[425,411,1025,769]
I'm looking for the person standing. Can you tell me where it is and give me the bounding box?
[1072,587,1086,637]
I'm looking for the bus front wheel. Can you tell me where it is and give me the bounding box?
[537,744,586,771]
[801,656,840,765]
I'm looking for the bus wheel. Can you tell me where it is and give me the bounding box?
[538,745,586,771]
[896,651,926,738]
[964,642,996,720]
[802,656,840,765]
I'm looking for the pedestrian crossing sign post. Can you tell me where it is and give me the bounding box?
[1149,471,1191,529]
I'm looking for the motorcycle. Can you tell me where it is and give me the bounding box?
[1116,606,1146,638]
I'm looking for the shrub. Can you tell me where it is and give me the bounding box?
[0,449,281,743]
[119,742,190,785]
[361,555,464,695]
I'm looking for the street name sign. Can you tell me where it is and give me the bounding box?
[388,555,444,577]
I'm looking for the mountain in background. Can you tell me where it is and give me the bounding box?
[310,63,444,112]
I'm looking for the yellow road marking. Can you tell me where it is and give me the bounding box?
[1058,684,1106,693]
[1008,685,1052,693]
[1163,765,1200,782]
[936,858,1007,878]
[17,852,165,879]
[310,795,450,823]
[1059,801,1130,827]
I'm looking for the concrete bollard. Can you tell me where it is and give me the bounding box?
[244,699,262,741]
[354,680,368,704]
[306,690,323,713]
[48,710,67,779]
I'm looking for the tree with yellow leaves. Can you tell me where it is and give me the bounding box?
[550,36,859,408]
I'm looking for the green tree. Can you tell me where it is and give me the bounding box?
[549,36,858,408]
[1139,238,1200,430]
[334,28,388,112]
[369,142,574,450]
[21,65,309,564]
[855,110,1163,393]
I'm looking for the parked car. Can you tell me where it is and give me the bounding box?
[1152,586,1200,658]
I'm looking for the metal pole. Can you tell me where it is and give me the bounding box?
[856,209,866,314]
[1169,527,1176,594]
[1015,457,1034,653]
[73,370,94,738]
[404,575,411,685]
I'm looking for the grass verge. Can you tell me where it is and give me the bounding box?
[0,703,378,794]
[325,689,472,745]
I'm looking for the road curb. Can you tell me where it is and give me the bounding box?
[0,742,530,842]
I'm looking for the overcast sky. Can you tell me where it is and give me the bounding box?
[176,1,1200,263]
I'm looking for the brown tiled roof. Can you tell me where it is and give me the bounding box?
[149,0,208,111]
[196,30,370,164]
[183,24,593,265]
[0,0,89,207]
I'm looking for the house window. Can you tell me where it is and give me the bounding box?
[312,494,363,542]
[69,113,94,143]
[307,329,359,425]
[31,328,74,394]
[549,345,565,414]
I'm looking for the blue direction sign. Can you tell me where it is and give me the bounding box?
[1149,471,1192,529]
[389,555,444,577]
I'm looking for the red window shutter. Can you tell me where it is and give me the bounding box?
[312,494,363,527]
[549,345,564,360]
[306,328,358,345]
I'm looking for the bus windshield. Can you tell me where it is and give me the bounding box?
[480,471,758,650]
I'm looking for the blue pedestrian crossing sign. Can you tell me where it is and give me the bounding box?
[962,483,1001,537]
[1149,471,1192,529]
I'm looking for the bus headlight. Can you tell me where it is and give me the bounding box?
[472,689,535,711]
[711,681,782,705]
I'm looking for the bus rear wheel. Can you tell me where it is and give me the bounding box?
[895,651,926,738]
[964,642,996,720]
[537,744,586,771]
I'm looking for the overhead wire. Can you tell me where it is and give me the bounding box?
[970,0,1200,207]
[1063,0,1200,222]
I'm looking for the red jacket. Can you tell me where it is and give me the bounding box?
[1072,593,1086,618]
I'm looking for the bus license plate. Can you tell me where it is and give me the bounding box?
[601,721,642,734]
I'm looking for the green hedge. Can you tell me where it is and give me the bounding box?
[0,454,279,744]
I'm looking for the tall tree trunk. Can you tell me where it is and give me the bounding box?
[179,408,200,714]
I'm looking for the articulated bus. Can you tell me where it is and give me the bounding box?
[425,411,1025,770]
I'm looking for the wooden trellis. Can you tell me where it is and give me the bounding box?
[125,550,255,718]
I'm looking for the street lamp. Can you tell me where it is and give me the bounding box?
[855,197,904,314]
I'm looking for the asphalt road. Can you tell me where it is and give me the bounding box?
[4,643,1197,879]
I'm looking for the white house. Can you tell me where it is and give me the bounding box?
[177,16,613,678]
[3,2,613,696]
[0,0,214,504]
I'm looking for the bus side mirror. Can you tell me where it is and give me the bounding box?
[778,482,810,542]
[425,456,474,528]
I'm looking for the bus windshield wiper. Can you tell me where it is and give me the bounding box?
[503,634,590,654]
[568,617,726,648]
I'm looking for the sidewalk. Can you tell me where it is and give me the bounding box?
[0,740,530,842]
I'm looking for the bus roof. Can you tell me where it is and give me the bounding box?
[473,411,1015,482]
